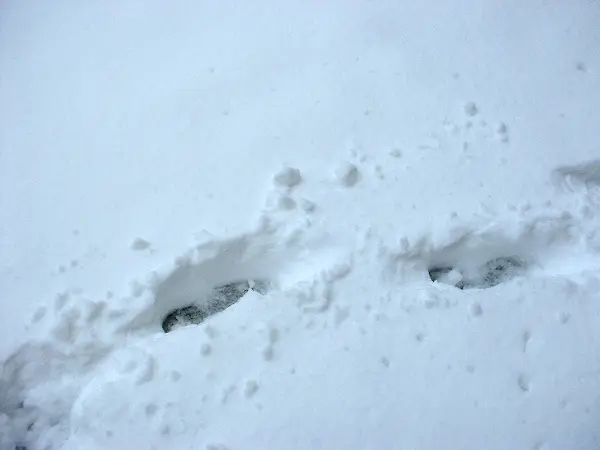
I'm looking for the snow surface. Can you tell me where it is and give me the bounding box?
[2,0,600,448]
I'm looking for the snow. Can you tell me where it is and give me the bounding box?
[273,167,303,189]
[1,0,600,448]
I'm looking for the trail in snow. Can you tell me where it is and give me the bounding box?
[2,1,600,447]
[2,140,600,448]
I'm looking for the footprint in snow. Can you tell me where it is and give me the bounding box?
[428,256,527,290]
[162,280,271,332]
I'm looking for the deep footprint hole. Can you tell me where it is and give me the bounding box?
[428,256,527,290]
[162,280,270,333]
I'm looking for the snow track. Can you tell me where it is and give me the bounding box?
[2,0,600,448]
[2,158,600,449]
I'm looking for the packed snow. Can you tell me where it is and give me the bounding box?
[1,0,600,449]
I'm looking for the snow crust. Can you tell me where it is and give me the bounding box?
[2,0,600,448]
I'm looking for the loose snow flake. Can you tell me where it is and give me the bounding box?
[31,306,47,323]
[268,327,280,344]
[170,370,182,382]
[220,385,236,404]
[495,122,509,142]
[389,148,403,158]
[244,380,260,398]
[262,345,274,361]
[205,325,219,339]
[517,374,531,392]
[200,343,212,356]
[273,167,302,188]
[335,162,360,187]
[300,199,316,212]
[464,102,478,116]
[557,311,571,324]
[145,403,158,417]
[277,195,297,210]
[206,444,229,450]
[131,237,152,251]
[470,302,483,317]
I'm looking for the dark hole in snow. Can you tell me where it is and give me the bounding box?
[476,256,527,288]
[428,257,526,290]
[428,266,466,289]
[162,280,270,333]
[429,266,456,282]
